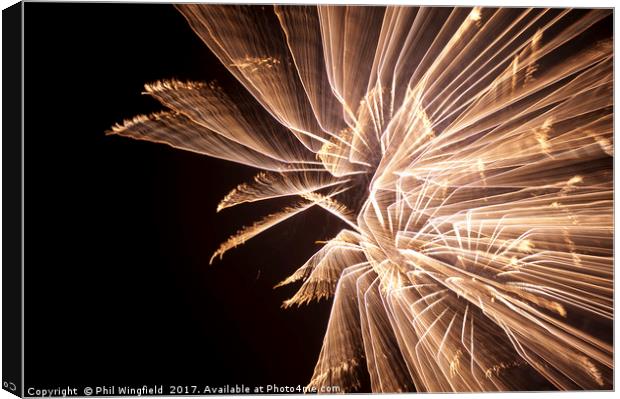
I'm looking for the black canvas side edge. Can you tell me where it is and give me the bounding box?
[2,1,24,397]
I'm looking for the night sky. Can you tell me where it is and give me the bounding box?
[24,2,348,391]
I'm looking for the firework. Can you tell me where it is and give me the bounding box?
[109,5,613,392]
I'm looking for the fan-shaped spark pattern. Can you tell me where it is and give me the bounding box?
[109,5,613,393]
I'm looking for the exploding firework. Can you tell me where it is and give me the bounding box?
[109,4,613,393]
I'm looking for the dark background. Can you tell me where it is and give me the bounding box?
[24,3,343,390]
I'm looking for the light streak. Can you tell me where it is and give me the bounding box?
[108,5,613,392]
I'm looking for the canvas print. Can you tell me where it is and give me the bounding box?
[4,1,615,397]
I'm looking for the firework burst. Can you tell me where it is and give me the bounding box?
[109,5,613,392]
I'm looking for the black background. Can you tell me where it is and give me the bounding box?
[24,3,343,390]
